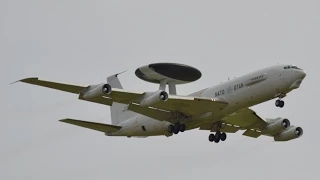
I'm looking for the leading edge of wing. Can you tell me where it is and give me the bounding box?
[12,77,87,94]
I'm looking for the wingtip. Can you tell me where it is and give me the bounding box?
[10,77,39,85]
[59,118,69,122]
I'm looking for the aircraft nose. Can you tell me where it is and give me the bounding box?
[288,70,306,90]
[299,70,306,79]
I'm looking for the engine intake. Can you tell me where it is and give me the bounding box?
[140,90,168,107]
[274,126,303,141]
[83,84,112,99]
[262,118,290,135]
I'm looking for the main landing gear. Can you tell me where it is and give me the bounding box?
[168,123,186,134]
[275,99,285,108]
[208,132,227,143]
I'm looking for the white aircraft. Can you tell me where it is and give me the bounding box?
[14,63,306,143]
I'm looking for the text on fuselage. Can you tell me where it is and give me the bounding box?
[215,90,225,97]
[215,83,244,97]
[234,83,244,90]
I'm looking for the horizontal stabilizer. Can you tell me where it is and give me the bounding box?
[59,118,121,133]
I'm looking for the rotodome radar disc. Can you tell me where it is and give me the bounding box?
[135,63,202,84]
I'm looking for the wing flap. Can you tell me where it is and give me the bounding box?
[59,118,121,133]
[217,124,240,133]
[78,95,113,106]
[199,123,240,133]
[243,129,262,138]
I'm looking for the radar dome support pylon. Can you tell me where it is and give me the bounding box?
[158,80,177,95]
[159,79,167,91]
[168,81,177,95]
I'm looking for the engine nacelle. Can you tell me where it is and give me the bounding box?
[274,126,303,141]
[83,83,112,99]
[140,90,168,107]
[262,118,290,135]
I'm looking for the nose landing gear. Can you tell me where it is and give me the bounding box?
[275,99,285,108]
[275,92,286,108]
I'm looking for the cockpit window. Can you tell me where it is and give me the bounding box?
[291,66,302,70]
[284,65,302,70]
[284,66,290,69]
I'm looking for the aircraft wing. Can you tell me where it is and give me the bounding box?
[222,108,267,130]
[15,77,87,94]
[199,108,268,138]
[15,77,114,105]
[16,78,228,117]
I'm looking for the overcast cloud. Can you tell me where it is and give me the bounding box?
[1,0,319,180]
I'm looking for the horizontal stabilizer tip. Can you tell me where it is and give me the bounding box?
[59,118,121,133]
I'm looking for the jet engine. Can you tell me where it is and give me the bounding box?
[140,90,168,107]
[83,83,112,99]
[262,118,290,135]
[274,126,303,141]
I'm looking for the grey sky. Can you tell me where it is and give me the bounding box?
[1,0,319,179]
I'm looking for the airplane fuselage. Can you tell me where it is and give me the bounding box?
[109,65,306,137]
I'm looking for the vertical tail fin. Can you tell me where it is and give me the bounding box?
[107,72,136,125]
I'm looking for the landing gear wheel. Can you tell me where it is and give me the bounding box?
[168,125,174,133]
[208,134,215,142]
[173,123,180,134]
[180,124,186,132]
[220,132,227,141]
[214,132,221,143]
[275,100,285,108]
[279,100,284,108]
